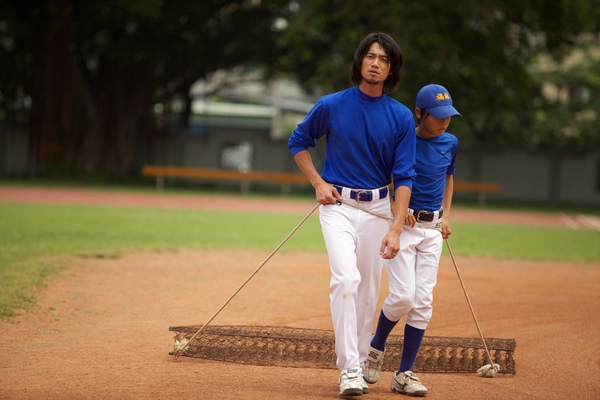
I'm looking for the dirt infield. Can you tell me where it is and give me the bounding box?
[0,187,599,400]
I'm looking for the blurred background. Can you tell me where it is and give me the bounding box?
[1,0,599,207]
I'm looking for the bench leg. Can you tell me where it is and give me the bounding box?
[241,181,250,195]
[156,176,164,191]
[477,192,485,207]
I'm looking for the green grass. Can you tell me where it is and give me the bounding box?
[1,200,599,318]
[0,202,324,317]
[449,223,600,261]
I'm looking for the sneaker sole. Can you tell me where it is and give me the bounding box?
[341,388,363,397]
[391,387,428,397]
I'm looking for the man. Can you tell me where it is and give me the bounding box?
[288,32,416,397]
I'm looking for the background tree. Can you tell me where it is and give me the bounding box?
[1,0,598,180]
[0,0,291,176]
[528,46,600,205]
[276,0,600,180]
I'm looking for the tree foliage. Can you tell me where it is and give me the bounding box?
[0,0,291,175]
[276,0,600,151]
[530,49,600,153]
[0,0,598,177]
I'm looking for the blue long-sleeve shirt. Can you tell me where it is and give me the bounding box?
[288,86,416,192]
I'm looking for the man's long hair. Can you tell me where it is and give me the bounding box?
[351,32,403,94]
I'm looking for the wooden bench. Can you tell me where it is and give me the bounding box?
[142,165,500,204]
[141,165,309,194]
[453,181,501,206]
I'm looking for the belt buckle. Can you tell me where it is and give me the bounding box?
[355,190,371,202]
[415,210,433,222]
[415,210,425,221]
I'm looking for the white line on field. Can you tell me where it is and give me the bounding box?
[560,214,580,230]
[576,215,600,231]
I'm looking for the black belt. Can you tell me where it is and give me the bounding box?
[412,208,443,222]
[334,185,388,202]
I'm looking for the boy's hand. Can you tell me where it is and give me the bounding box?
[441,218,451,239]
[404,212,416,227]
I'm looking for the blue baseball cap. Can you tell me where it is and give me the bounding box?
[415,84,461,119]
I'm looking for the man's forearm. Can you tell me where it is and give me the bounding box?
[293,150,325,188]
[391,185,411,233]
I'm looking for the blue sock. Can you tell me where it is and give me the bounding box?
[399,324,425,372]
[370,310,399,351]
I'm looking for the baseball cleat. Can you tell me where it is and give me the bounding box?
[339,368,364,397]
[363,347,385,384]
[391,371,428,397]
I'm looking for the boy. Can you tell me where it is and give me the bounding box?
[363,83,461,397]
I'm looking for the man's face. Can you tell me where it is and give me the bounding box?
[360,42,390,87]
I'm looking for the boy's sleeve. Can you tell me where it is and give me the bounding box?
[446,136,459,175]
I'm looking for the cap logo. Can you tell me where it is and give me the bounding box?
[435,92,451,101]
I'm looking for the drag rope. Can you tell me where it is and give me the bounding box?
[172,202,320,358]
[339,198,498,375]
[444,239,497,372]
[338,199,441,231]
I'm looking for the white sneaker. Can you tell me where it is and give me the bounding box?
[339,368,364,397]
[363,347,385,384]
[391,371,428,397]
[360,369,369,394]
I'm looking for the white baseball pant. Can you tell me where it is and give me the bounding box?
[382,221,443,330]
[319,191,390,371]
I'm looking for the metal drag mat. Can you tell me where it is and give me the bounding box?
[169,325,516,374]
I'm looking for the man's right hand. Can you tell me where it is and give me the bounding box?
[316,182,342,205]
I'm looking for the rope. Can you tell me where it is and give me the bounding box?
[338,199,441,231]
[337,199,393,221]
[445,239,497,370]
[340,198,497,372]
[175,198,495,375]
[172,202,320,358]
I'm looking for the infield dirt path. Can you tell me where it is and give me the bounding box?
[0,186,599,400]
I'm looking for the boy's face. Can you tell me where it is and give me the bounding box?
[360,42,390,87]
[416,108,451,138]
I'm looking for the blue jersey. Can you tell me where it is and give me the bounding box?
[288,86,416,191]
[409,132,458,211]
